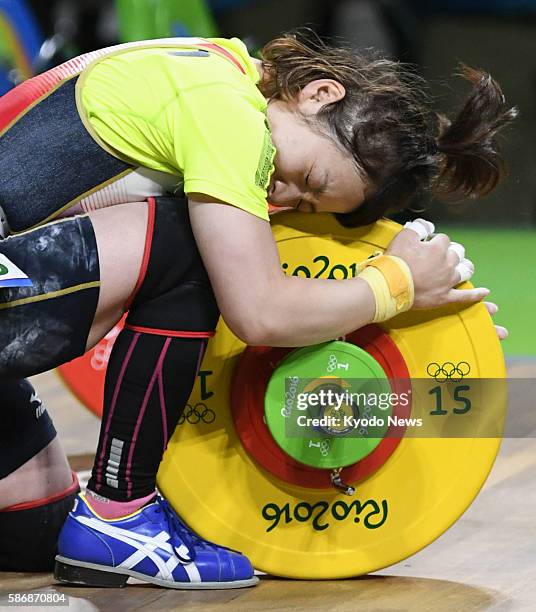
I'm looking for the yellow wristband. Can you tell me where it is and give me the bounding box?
[358,255,414,322]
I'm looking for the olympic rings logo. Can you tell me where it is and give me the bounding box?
[178,402,216,425]
[319,440,331,456]
[426,361,471,383]
[309,439,331,456]
[326,354,338,373]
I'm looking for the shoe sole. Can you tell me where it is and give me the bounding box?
[55,556,259,590]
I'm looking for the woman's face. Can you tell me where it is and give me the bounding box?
[265,87,369,215]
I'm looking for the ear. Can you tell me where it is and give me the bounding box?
[295,79,346,114]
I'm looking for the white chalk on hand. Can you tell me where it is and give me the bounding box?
[404,218,435,241]
[448,242,466,262]
[456,258,475,283]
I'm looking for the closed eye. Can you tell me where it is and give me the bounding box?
[306,168,327,199]
[313,170,329,198]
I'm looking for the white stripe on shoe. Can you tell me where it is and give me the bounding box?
[75,516,199,582]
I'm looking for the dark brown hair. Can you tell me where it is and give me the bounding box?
[260,33,517,226]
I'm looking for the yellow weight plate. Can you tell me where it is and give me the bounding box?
[157,213,506,579]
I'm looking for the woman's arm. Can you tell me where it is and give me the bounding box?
[188,197,375,346]
[188,196,489,347]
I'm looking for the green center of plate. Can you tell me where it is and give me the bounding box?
[264,341,392,469]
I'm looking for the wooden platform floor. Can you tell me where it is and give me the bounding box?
[1,362,535,611]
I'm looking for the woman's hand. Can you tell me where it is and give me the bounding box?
[385,219,489,309]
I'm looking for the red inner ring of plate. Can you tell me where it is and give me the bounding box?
[231,324,411,488]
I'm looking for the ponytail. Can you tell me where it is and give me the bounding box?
[433,65,518,201]
[259,33,517,227]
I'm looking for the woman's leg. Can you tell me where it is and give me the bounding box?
[0,201,148,378]
[87,197,220,505]
[84,201,148,349]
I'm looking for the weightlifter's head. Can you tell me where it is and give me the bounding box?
[259,32,517,226]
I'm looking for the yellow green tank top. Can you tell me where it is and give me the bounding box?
[76,37,275,221]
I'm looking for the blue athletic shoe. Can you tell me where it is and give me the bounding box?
[54,494,258,589]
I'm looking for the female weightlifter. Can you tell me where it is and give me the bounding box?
[0,33,515,588]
